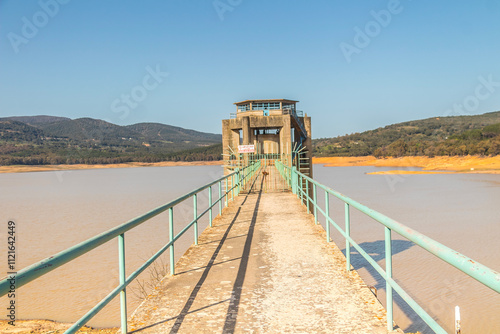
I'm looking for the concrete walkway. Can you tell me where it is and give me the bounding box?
[129,181,398,333]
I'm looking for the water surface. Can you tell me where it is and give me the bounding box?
[313,165,500,334]
[0,166,223,327]
[1,164,499,333]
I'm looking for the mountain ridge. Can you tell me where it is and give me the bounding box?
[0,115,221,143]
[313,110,500,157]
[0,115,223,165]
[0,115,71,126]
[2,111,499,165]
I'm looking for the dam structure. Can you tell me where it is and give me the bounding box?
[222,99,312,178]
[1,100,499,333]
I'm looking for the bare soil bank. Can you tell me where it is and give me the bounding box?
[313,155,500,174]
[0,319,117,333]
[3,156,500,175]
[0,160,223,174]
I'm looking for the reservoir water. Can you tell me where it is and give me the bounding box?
[1,164,499,333]
[314,165,500,334]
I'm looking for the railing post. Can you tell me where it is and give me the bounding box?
[218,181,222,214]
[313,183,317,224]
[208,186,213,227]
[306,179,310,214]
[241,167,245,190]
[236,168,240,196]
[288,165,291,187]
[169,207,175,275]
[225,178,228,208]
[118,233,127,334]
[297,169,300,199]
[385,227,394,331]
[231,174,235,202]
[325,191,330,242]
[194,193,198,245]
[289,165,291,192]
[345,203,351,272]
[300,175,304,204]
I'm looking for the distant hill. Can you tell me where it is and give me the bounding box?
[0,120,44,142]
[0,116,223,165]
[0,115,71,126]
[126,122,222,143]
[39,118,144,143]
[313,111,500,157]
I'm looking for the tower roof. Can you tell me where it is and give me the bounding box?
[234,99,299,105]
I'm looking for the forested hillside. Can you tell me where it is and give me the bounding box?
[127,123,222,143]
[313,111,500,157]
[3,111,500,165]
[0,116,222,165]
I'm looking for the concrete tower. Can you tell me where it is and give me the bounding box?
[222,99,312,178]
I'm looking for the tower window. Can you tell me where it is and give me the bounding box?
[252,102,280,110]
[237,104,250,112]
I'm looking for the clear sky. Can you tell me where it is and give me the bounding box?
[1,0,500,138]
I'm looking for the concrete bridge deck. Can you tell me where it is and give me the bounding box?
[129,179,399,333]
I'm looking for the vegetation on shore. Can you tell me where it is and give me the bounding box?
[2,111,500,168]
[313,111,500,157]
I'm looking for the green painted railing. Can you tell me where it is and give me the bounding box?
[275,160,500,333]
[0,160,261,334]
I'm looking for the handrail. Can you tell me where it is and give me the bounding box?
[275,160,500,333]
[283,108,307,138]
[0,160,262,333]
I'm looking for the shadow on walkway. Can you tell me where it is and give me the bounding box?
[130,170,264,334]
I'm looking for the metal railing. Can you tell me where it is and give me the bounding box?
[0,160,261,334]
[275,160,500,333]
[224,153,289,171]
[283,108,304,118]
[283,108,307,138]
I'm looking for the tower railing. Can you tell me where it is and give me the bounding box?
[283,108,307,138]
[275,160,500,334]
[0,160,262,334]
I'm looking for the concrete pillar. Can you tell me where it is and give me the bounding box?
[302,114,314,211]
[303,115,313,179]
[222,120,233,175]
[280,115,292,167]
[242,116,250,145]
[222,120,232,157]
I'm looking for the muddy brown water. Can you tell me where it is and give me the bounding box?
[314,165,500,334]
[1,164,499,333]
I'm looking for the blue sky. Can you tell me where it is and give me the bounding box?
[1,0,500,138]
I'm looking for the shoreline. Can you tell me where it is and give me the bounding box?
[1,155,500,175]
[0,160,223,174]
[313,155,500,174]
